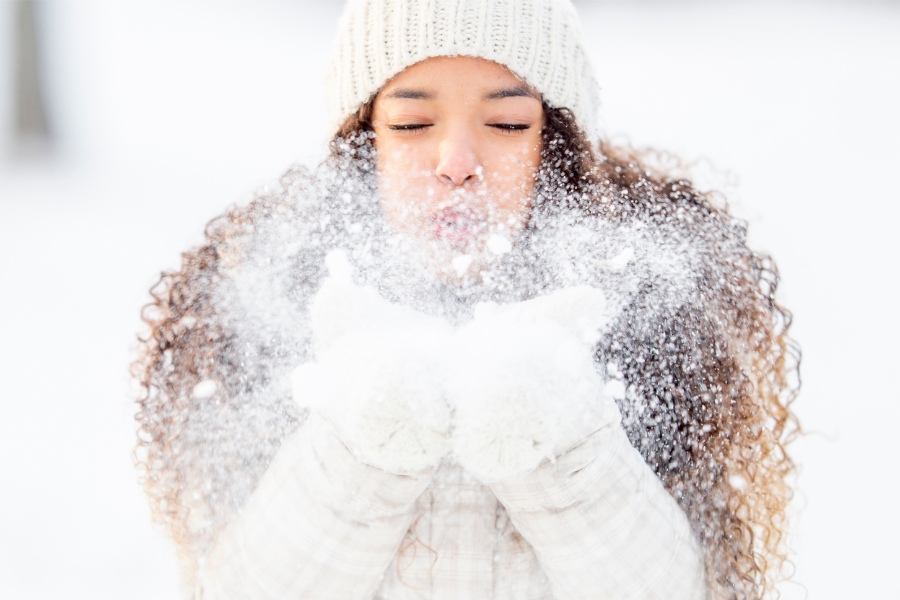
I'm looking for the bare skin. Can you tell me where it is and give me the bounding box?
[371,56,544,281]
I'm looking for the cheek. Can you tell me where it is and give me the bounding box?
[376,137,433,187]
[376,146,435,230]
[484,142,542,213]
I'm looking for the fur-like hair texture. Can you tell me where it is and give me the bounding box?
[133,105,798,598]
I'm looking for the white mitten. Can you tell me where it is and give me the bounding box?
[292,250,453,474]
[447,286,624,483]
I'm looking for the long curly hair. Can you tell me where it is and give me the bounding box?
[543,106,800,599]
[134,99,799,598]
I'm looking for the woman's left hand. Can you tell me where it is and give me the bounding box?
[446,286,624,483]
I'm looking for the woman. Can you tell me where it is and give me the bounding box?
[134,0,798,598]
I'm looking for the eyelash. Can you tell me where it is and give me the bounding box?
[387,124,431,137]
[490,123,531,135]
[389,124,430,131]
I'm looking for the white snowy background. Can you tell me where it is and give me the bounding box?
[0,0,897,598]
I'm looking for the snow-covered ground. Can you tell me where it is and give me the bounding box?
[1,1,897,598]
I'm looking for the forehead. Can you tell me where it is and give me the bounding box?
[378,56,539,99]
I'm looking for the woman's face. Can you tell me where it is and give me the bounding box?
[371,56,544,281]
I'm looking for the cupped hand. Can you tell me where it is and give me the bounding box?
[292,250,453,474]
[446,286,624,483]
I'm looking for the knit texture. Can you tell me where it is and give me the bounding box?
[325,0,600,135]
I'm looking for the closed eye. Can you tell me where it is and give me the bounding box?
[388,124,432,132]
[489,123,532,134]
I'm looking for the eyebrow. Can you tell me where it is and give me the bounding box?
[484,86,540,101]
[382,88,435,100]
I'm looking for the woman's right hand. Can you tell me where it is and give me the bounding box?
[291,250,454,475]
[202,252,447,598]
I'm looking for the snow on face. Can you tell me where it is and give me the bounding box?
[221,135,706,342]
[371,57,544,283]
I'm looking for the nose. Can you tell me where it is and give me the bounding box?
[435,134,481,187]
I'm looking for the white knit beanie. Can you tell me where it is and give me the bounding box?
[325,0,600,136]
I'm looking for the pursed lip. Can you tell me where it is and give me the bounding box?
[432,205,486,248]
